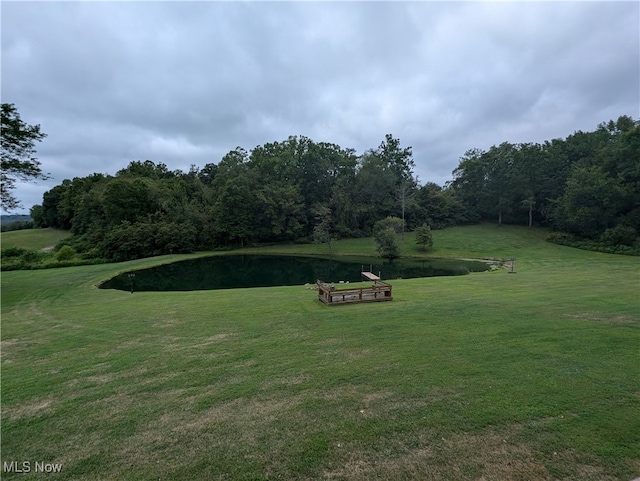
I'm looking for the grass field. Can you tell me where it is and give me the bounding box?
[1,228,70,251]
[1,224,639,480]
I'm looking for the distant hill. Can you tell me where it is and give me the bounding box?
[1,214,33,224]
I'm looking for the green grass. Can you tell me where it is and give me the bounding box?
[1,228,70,251]
[1,224,639,480]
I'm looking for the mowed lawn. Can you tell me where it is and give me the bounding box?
[1,225,638,480]
[1,228,70,251]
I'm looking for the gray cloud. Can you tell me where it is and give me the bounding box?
[2,1,638,213]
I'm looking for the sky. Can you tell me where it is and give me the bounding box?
[2,1,639,215]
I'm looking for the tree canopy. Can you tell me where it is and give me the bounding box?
[29,115,640,261]
[450,115,639,245]
[1,103,49,211]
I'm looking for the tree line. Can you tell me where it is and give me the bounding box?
[450,115,639,251]
[22,114,640,261]
[30,134,470,261]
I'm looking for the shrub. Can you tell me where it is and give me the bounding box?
[374,216,404,235]
[374,227,399,259]
[1,220,34,232]
[546,232,576,245]
[55,245,77,261]
[21,250,46,263]
[547,230,640,256]
[600,224,637,247]
[414,224,433,251]
[2,247,29,258]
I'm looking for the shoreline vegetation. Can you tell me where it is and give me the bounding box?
[2,222,638,272]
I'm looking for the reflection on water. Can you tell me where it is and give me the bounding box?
[99,254,490,292]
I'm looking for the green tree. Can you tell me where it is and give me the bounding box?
[397,177,417,238]
[552,165,624,238]
[375,216,404,234]
[354,150,397,229]
[353,135,415,232]
[377,134,415,186]
[312,205,334,252]
[1,103,49,211]
[211,175,258,246]
[103,178,156,225]
[373,217,401,258]
[414,182,473,229]
[29,204,44,227]
[414,224,433,251]
[256,181,305,240]
[374,227,399,259]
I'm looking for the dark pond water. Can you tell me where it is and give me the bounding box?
[99,255,490,292]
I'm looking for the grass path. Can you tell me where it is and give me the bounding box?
[1,224,639,480]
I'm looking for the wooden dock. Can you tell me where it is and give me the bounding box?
[316,279,392,306]
[361,271,380,282]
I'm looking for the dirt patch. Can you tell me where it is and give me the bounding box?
[3,396,54,421]
[324,428,551,481]
[0,338,20,359]
[262,373,309,389]
[151,318,183,328]
[1,338,20,350]
[85,374,115,384]
[88,393,137,417]
[98,339,144,358]
[192,333,235,346]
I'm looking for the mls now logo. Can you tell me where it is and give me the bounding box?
[3,461,63,473]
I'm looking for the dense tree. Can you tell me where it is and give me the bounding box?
[373,226,399,259]
[413,182,473,229]
[373,228,400,259]
[1,103,49,210]
[103,178,157,225]
[414,224,433,251]
[553,165,625,238]
[373,217,403,259]
[450,115,639,246]
[27,116,638,263]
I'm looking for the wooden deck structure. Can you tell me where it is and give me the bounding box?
[316,279,393,306]
[361,271,380,282]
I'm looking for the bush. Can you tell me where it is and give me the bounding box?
[374,227,399,259]
[21,250,46,263]
[547,231,640,256]
[2,247,29,258]
[0,248,49,271]
[1,220,34,232]
[414,224,433,251]
[546,232,576,245]
[100,221,197,262]
[374,217,404,235]
[55,245,77,261]
[600,224,637,247]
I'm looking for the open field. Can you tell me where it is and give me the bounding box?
[1,228,70,251]
[1,224,639,480]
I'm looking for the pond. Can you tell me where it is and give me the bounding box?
[99,255,491,292]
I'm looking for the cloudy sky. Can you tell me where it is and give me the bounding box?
[2,1,638,214]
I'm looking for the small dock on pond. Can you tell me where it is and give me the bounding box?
[361,271,380,282]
